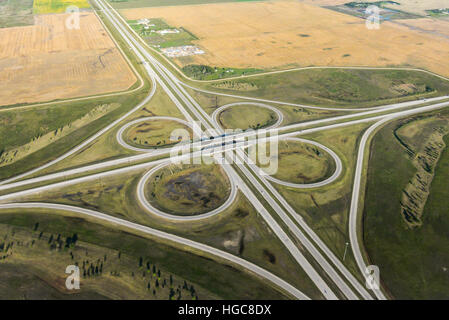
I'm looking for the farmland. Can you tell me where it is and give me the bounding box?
[300,0,449,16]
[0,0,34,28]
[0,12,136,106]
[108,0,263,9]
[33,0,91,14]
[120,1,449,77]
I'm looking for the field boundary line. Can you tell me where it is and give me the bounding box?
[0,10,145,113]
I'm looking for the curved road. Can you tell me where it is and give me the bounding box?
[136,161,238,221]
[211,102,284,130]
[0,202,310,300]
[262,137,343,189]
[116,116,193,153]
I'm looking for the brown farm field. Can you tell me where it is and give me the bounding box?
[121,1,449,77]
[0,12,136,106]
[299,0,449,16]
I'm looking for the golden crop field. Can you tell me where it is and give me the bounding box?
[121,1,449,77]
[0,12,136,106]
[34,0,91,14]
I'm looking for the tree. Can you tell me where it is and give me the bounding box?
[71,233,78,245]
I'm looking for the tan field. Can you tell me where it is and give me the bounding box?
[0,12,136,106]
[382,0,449,16]
[299,0,449,16]
[121,1,449,77]
[393,18,449,41]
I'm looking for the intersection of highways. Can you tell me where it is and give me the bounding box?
[1,0,449,300]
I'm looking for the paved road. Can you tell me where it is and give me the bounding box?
[262,137,343,189]
[0,0,447,301]
[0,202,310,300]
[116,116,193,153]
[348,118,392,301]
[96,0,342,299]
[136,161,238,221]
[211,102,284,130]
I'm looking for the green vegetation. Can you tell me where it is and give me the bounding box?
[426,8,449,17]
[19,170,323,299]
[364,112,449,299]
[146,163,231,216]
[0,0,34,28]
[0,85,147,181]
[128,18,197,49]
[344,1,400,8]
[264,140,336,184]
[124,119,192,149]
[0,7,147,181]
[0,211,287,299]
[0,103,120,167]
[183,65,263,81]
[218,104,278,130]
[201,69,449,108]
[33,0,91,14]
[109,0,262,9]
[268,124,371,282]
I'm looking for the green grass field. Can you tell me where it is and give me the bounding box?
[266,140,336,184]
[17,169,323,299]
[202,69,449,108]
[182,65,263,81]
[218,104,278,130]
[0,210,288,299]
[146,163,231,216]
[124,119,192,148]
[0,0,34,28]
[364,111,449,299]
[33,0,91,14]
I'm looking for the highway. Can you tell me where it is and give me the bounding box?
[0,202,310,300]
[94,0,340,300]
[0,0,448,301]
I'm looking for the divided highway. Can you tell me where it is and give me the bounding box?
[0,0,448,301]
